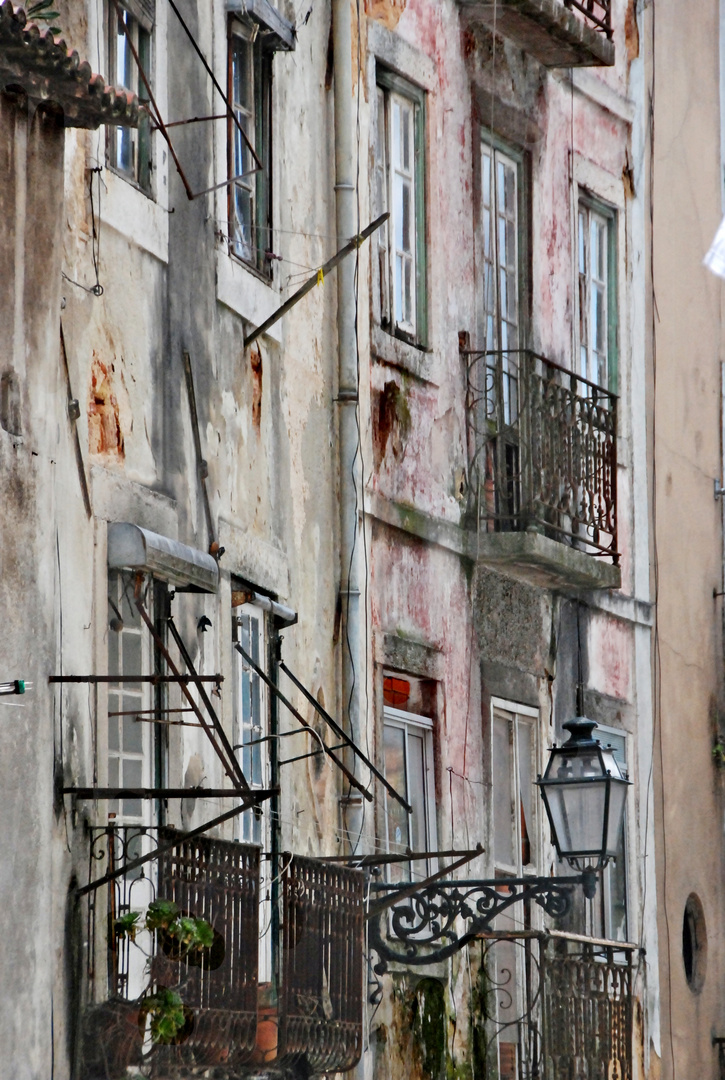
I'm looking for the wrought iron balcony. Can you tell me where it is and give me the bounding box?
[477,931,634,1080]
[79,826,261,1079]
[277,856,365,1074]
[457,0,614,68]
[77,829,365,1079]
[466,348,620,591]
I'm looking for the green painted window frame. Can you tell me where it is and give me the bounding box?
[577,191,619,395]
[376,67,428,349]
[107,1,154,195]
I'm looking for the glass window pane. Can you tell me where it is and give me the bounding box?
[402,106,411,171]
[402,184,411,253]
[518,722,533,867]
[384,724,409,870]
[108,715,120,752]
[122,633,142,677]
[108,757,119,787]
[493,715,515,868]
[123,715,143,755]
[393,101,401,168]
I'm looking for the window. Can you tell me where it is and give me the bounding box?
[232,598,272,982]
[233,602,269,845]
[490,702,539,1080]
[481,140,524,426]
[107,570,167,825]
[108,1,153,192]
[228,18,272,276]
[577,196,617,391]
[589,726,628,942]
[491,704,538,879]
[382,699,437,884]
[375,71,427,345]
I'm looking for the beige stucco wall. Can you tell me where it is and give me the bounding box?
[649,1,725,1076]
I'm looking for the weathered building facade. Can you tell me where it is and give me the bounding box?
[0,0,662,1078]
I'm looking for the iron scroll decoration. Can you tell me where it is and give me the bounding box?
[367,874,591,971]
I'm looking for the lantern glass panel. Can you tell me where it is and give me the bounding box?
[545,781,606,856]
[604,780,628,856]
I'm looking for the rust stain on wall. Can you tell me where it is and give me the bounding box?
[88,354,124,457]
[364,0,407,31]
[624,0,639,62]
[250,345,263,436]
[373,379,411,468]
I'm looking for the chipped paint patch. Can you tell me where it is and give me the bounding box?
[588,612,632,702]
[88,354,124,457]
[364,0,407,32]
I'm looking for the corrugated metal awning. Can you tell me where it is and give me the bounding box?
[108,523,218,593]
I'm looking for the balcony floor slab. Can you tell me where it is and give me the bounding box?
[457,0,615,68]
[476,530,621,593]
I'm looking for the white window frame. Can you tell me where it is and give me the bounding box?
[107,569,154,827]
[587,723,629,943]
[577,197,616,391]
[490,699,540,1080]
[382,704,437,883]
[490,699,539,882]
[375,71,427,346]
[232,600,272,982]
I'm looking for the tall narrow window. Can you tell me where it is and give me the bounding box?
[233,603,269,845]
[492,705,537,879]
[232,600,271,981]
[490,702,538,1080]
[578,198,617,390]
[383,703,437,883]
[375,71,427,345]
[108,570,152,825]
[481,142,522,424]
[589,727,628,942]
[228,19,272,277]
[108,2,153,192]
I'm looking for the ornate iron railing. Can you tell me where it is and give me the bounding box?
[477,933,633,1080]
[277,854,365,1073]
[542,936,633,1080]
[79,824,260,1079]
[466,349,618,563]
[563,0,612,39]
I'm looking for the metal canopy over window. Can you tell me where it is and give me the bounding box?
[226,0,296,50]
[108,522,219,593]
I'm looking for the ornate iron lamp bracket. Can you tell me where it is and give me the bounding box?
[368,874,591,971]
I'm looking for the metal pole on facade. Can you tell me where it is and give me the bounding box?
[333,0,362,798]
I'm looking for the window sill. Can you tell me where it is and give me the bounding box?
[371,324,435,384]
[100,168,169,264]
[217,248,282,344]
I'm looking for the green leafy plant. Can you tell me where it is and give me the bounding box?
[145,898,180,932]
[113,911,141,942]
[26,0,62,36]
[139,988,187,1044]
[713,741,725,769]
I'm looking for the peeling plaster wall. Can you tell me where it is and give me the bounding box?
[0,0,656,1077]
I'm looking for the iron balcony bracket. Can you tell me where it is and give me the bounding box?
[368,873,594,971]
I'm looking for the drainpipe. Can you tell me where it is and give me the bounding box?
[333,0,362,811]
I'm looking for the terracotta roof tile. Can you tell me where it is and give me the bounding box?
[0,1,139,129]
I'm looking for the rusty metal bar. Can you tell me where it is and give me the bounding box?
[108,707,195,715]
[278,741,346,766]
[160,113,227,128]
[563,0,612,38]
[182,350,215,549]
[76,788,275,896]
[280,660,411,812]
[135,592,249,793]
[64,787,259,799]
[59,319,92,518]
[50,674,222,684]
[366,847,484,919]
[243,213,389,348]
[166,614,250,792]
[313,847,484,866]
[234,642,373,803]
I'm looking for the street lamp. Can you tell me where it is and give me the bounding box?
[537,716,630,898]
